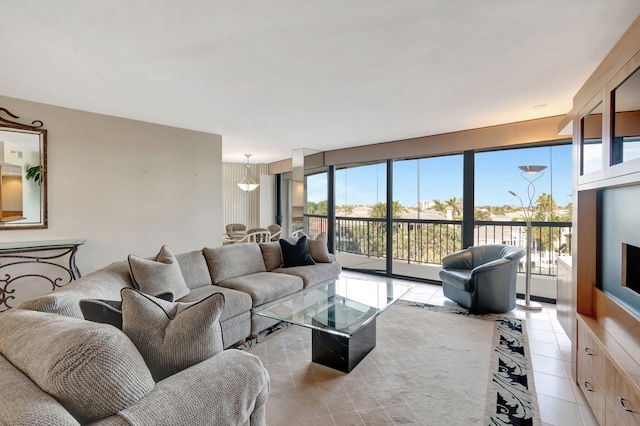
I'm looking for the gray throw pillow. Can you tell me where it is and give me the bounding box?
[120,288,225,382]
[307,233,332,263]
[128,245,190,300]
[202,243,267,283]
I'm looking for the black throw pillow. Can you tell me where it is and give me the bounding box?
[80,292,174,329]
[79,299,123,329]
[279,235,316,267]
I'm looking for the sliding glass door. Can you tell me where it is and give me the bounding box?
[391,155,463,280]
[334,162,387,274]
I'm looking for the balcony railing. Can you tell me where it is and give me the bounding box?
[306,214,572,277]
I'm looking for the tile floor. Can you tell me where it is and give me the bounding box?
[342,270,600,426]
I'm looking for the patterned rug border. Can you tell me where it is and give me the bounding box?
[237,301,540,426]
[398,300,540,426]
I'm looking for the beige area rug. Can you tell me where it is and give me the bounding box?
[242,301,541,426]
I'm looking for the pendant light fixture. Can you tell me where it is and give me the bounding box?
[237,154,259,192]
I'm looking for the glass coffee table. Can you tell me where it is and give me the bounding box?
[257,276,412,373]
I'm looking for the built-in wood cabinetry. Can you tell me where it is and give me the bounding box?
[577,314,640,425]
[562,14,640,426]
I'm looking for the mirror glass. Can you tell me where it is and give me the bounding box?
[580,101,603,175]
[612,66,640,165]
[0,126,47,229]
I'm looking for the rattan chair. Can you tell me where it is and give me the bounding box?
[267,224,282,241]
[225,223,247,240]
[237,229,271,243]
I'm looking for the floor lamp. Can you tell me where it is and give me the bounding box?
[509,165,547,311]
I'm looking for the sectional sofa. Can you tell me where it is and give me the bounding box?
[0,238,341,425]
[19,240,342,347]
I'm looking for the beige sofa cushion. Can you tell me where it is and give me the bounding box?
[217,271,303,306]
[178,285,252,321]
[128,245,190,300]
[175,250,213,289]
[121,288,225,382]
[307,233,332,263]
[203,243,267,284]
[259,241,283,271]
[0,309,155,424]
[273,261,342,288]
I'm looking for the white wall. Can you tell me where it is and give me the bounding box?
[0,95,223,276]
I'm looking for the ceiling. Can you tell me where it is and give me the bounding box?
[1,1,639,163]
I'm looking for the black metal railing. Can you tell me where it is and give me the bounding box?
[305,214,572,276]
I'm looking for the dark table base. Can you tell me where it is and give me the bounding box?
[311,318,376,373]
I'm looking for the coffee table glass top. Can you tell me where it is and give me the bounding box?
[257,276,412,337]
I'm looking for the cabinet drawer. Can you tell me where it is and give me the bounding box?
[578,321,605,384]
[577,357,606,425]
[605,360,640,426]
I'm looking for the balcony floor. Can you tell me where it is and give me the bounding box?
[335,252,558,300]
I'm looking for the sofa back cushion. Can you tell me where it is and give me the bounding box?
[0,309,154,424]
[203,243,267,284]
[175,250,213,289]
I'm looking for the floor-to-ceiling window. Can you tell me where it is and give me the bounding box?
[305,170,328,237]
[391,155,463,280]
[333,162,387,274]
[295,140,572,302]
[474,143,572,300]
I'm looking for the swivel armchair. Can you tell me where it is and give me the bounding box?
[439,244,525,313]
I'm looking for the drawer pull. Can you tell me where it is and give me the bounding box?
[583,381,594,392]
[584,347,593,356]
[618,397,633,413]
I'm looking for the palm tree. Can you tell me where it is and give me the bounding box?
[534,193,557,221]
[432,200,446,216]
[445,197,461,217]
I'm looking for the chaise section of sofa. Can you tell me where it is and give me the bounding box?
[0,308,270,426]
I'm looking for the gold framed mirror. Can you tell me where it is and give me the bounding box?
[0,108,47,230]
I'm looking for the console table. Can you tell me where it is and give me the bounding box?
[0,239,85,311]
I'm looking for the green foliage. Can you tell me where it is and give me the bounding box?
[432,200,446,214]
[308,200,328,216]
[474,209,491,221]
[25,165,43,185]
[337,204,354,216]
[370,201,403,218]
[445,197,461,216]
[534,193,558,221]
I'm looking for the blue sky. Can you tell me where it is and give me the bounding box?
[307,144,573,207]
